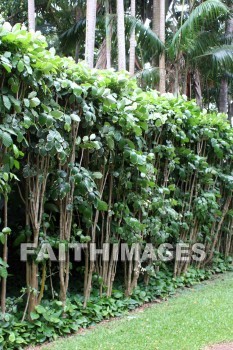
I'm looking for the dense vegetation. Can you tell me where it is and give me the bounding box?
[0,21,232,349]
[0,0,232,116]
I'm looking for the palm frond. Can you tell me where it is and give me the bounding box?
[61,14,164,63]
[196,45,233,72]
[125,16,164,58]
[60,15,105,51]
[171,0,229,56]
[136,66,160,88]
[60,17,86,41]
[184,31,220,58]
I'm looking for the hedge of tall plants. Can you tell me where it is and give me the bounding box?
[0,21,233,348]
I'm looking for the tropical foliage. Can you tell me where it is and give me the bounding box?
[0,0,232,116]
[0,21,232,347]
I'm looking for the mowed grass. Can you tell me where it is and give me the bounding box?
[42,273,233,350]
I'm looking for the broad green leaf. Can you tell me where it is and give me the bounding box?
[2,227,11,234]
[9,332,16,343]
[30,97,40,108]
[0,233,5,244]
[3,95,11,110]
[71,114,81,122]
[2,132,13,147]
[51,110,63,119]
[97,199,108,211]
[92,172,103,179]
[30,312,40,320]
[17,60,24,72]
[28,91,37,99]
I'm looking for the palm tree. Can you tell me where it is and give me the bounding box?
[129,0,136,75]
[153,0,160,36]
[152,0,166,93]
[60,2,163,75]
[159,0,166,93]
[105,0,112,69]
[169,0,231,107]
[117,0,126,71]
[85,0,97,68]
[59,0,231,114]
[28,0,35,32]
[219,2,233,115]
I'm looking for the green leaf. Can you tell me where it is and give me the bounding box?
[39,113,47,126]
[35,305,46,314]
[24,98,30,108]
[0,233,5,244]
[71,114,81,122]
[113,291,123,299]
[2,132,13,147]
[30,312,40,320]
[3,173,9,181]
[2,63,12,73]
[73,86,82,96]
[90,134,96,140]
[3,95,11,110]
[2,227,11,234]
[9,332,16,343]
[46,115,54,127]
[13,144,19,158]
[51,110,63,119]
[0,267,7,278]
[28,91,37,99]
[14,159,20,169]
[106,136,115,150]
[11,81,20,93]
[130,152,138,164]
[92,172,103,179]
[17,60,24,72]
[97,199,108,211]
[30,97,40,108]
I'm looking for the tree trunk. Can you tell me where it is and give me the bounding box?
[153,0,166,93]
[129,0,136,76]
[219,78,228,114]
[218,5,233,115]
[27,155,50,315]
[152,0,160,89]
[74,6,82,63]
[117,0,126,71]
[105,0,112,69]
[28,0,35,32]
[95,39,107,69]
[152,0,160,36]
[159,0,166,93]
[193,69,203,108]
[85,0,97,68]
[28,260,38,314]
[75,42,80,64]
[1,195,8,316]
[229,100,233,123]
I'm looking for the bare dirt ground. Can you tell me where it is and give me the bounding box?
[204,343,233,350]
[28,341,233,350]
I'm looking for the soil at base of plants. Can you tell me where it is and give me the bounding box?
[204,343,233,350]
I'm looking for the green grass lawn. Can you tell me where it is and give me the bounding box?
[42,273,233,350]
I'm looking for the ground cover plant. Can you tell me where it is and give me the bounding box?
[0,21,232,349]
[0,260,232,349]
[41,272,233,350]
